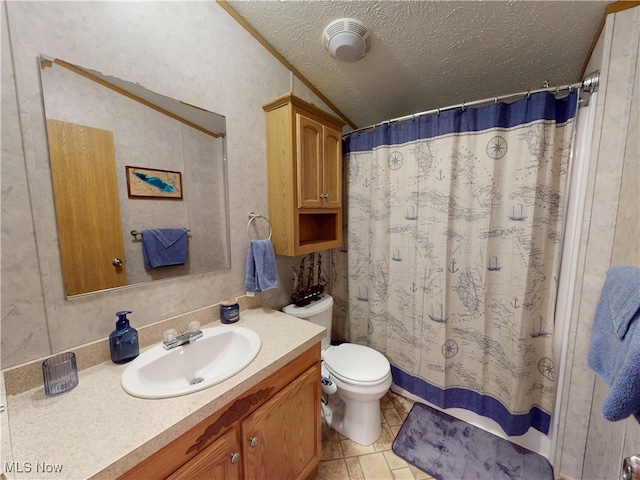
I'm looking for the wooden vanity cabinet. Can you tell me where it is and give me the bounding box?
[263,93,345,256]
[119,345,321,480]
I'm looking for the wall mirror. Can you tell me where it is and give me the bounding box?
[39,55,231,297]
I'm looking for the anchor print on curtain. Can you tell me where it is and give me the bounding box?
[344,91,578,436]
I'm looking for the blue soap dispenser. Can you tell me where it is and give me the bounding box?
[109,310,139,364]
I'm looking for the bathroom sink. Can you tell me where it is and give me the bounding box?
[121,326,261,399]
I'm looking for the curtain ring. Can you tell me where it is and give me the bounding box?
[554,85,560,95]
[526,90,531,99]
[494,96,498,104]
[436,108,441,116]
[461,102,466,111]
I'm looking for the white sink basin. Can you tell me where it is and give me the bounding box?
[121,325,261,399]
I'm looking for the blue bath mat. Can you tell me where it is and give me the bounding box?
[392,403,553,480]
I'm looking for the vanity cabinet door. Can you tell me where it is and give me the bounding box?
[166,428,241,480]
[241,365,320,480]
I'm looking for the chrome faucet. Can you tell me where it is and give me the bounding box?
[163,321,202,350]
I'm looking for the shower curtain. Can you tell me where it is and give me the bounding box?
[344,91,578,436]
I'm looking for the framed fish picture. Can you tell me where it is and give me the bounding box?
[126,166,183,199]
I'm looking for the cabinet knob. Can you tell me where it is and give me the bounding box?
[249,436,259,447]
[320,193,329,199]
[230,452,240,464]
[112,258,123,267]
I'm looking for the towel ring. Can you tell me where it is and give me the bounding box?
[247,212,272,241]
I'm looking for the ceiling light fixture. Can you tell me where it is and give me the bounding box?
[322,18,371,63]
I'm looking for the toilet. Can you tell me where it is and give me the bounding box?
[283,294,392,445]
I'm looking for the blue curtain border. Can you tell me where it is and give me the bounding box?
[391,365,551,437]
[344,90,578,154]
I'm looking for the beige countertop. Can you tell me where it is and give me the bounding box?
[2,308,325,480]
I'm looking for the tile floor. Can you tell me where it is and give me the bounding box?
[315,391,436,480]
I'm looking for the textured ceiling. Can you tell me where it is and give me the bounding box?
[226,1,610,129]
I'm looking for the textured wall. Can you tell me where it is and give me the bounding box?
[0,1,333,368]
[554,6,640,479]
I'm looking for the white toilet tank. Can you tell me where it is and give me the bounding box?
[283,295,333,350]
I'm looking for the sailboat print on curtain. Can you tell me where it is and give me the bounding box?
[345,91,578,436]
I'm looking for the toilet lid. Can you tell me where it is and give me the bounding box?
[323,344,390,383]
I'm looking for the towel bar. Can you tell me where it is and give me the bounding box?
[247,212,272,241]
[130,228,190,240]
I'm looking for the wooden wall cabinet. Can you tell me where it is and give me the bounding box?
[119,345,321,480]
[263,93,345,256]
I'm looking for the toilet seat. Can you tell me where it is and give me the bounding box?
[323,344,391,387]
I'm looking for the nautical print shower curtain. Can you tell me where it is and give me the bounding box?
[344,91,578,436]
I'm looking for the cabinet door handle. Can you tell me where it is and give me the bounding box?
[249,436,259,447]
[230,452,240,464]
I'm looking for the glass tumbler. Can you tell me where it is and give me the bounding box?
[42,352,79,396]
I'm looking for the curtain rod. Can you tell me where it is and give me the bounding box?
[344,71,600,137]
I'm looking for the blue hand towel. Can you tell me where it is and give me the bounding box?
[141,228,188,269]
[244,239,279,292]
[588,265,640,422]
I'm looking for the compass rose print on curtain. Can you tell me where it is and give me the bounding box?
[486,135,508,159]
[344,91,578,436]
